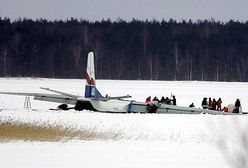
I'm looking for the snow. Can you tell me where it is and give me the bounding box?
[0,78,248,168]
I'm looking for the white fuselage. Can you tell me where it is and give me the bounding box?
[76,98,240,115]
[76,97,130,113]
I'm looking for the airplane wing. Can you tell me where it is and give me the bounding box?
[40,87,78,98]
[0,91,78,105]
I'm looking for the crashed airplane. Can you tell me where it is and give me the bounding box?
[0,52,245,115]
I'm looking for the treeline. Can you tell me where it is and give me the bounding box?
[0,18,248,81]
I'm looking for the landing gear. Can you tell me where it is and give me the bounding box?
[49,104,71,111]
[57,104,69,110]
[50,101,96,111]
[74,101,95,111]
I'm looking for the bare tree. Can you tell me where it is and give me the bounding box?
[0,46,7,77]
[143,22,150,79]
[237,54,248,81]
[71,42,82,76]
[174,42,179,80]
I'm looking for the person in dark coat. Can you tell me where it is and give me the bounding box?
[165,97,170,104]
[172,95,176,105]
[160,96,166,103]
[211,99,217,110]
[189,103,195,107]
[202,98,208,109]
[233,99,241,113]
[153,96,159,101]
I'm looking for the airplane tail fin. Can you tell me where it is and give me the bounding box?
[85,52,103,98]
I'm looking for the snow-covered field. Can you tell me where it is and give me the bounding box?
[0,78,248,168]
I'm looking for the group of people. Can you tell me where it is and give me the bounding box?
[146,95,177,106]
[201,97,222,111]
[145,95,176,113]
[145,95,242,114]
[201,97,242,113]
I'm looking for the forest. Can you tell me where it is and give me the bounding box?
[0,17,248,81]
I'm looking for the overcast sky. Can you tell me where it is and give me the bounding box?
[1,0,248,22]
